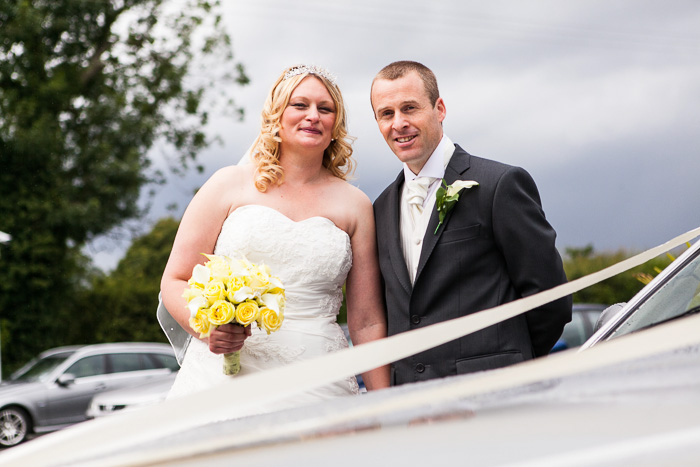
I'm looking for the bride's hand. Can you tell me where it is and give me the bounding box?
[207,323,252,354]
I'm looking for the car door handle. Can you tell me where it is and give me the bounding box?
[94,383,107,391]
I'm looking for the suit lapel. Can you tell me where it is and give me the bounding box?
[383,171,413,295]
[415,146,471,283]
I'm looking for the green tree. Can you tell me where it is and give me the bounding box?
[68,217,179,344]
[0,0,247,375]
[563,245,675,305]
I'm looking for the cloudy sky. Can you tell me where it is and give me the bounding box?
[90,0,700,270]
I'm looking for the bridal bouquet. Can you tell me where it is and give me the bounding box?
[183,254,286,375]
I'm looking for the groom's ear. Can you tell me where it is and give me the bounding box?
[435,97,446,123]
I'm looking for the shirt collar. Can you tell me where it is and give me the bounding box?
[403,134,456,182]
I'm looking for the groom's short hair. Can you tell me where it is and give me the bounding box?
[373,61,440,106]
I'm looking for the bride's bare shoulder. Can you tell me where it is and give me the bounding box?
[205,164,253,188]
[335,179,372,209]
[327,179,373,232]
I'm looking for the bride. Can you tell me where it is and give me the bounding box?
[160,65,389,412]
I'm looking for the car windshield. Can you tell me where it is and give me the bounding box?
[610,247,700,338]
[11,352,75,382]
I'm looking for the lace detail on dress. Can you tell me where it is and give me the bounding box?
[325,332,348,353]
[324,327,360,394]
[347,376,360,394]
[243,331,306,363]
[319,290,344,320]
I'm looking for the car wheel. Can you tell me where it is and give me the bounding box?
[0,407,31,447]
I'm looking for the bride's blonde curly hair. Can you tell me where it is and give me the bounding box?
[248,65,355,192]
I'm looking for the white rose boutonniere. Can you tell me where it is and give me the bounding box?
[434,179,479,234]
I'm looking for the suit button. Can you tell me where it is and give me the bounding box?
[415,363,425,373]
[411,315,421,324]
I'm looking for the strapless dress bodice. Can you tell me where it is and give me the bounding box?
[214,204,352,323]
[168,204,359,410]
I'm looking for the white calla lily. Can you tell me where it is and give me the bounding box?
[187,295,207,318]
[191,264,211,286]
[446,180,479,197]
[267,277,285,293]
[232,286,256,303]
[261,293,284,315]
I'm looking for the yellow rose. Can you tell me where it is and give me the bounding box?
[247,264,271,291]
[203,279,226,304]
[258,307,283,335]
[189,310,212,338]
[204,254,232,281]
[207,299,235,326]
[236,300,259,326]
[225,275,247,301]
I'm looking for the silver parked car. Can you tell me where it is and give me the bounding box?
[0,342,178,447]
[85,325,364,419]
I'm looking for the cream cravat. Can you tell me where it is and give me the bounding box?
[404,176,436,224]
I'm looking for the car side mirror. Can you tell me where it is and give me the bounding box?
[594,303,627,333]
[57,373,76,387]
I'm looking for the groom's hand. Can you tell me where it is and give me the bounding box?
[207,323,252,354]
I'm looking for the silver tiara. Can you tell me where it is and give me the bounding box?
[283,65,337,86]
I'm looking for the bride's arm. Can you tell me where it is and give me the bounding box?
[345,192,391,391]
[160,166,249,353]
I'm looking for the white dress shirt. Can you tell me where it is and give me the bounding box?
[400,135,456,283]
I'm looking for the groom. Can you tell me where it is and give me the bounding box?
[371,61,572,386]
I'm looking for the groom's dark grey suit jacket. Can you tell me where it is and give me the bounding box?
[373,144,572,386]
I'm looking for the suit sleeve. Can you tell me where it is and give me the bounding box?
[491,166,572,356]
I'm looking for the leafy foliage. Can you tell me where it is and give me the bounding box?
[563,245,676,305]
[71,218,179,345]
[0,0,247,375]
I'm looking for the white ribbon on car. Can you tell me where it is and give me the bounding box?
[2,226,700,466]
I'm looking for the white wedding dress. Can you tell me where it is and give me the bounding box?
[167,204,359,415]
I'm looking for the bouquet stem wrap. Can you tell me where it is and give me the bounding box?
[223,351,241,375]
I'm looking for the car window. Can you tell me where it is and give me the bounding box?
[109,353,150,373]
[66,355,107,378]
[11,352,75,382]
[149,353,180,371]
[560,311,587,347]
[610,250,700,338]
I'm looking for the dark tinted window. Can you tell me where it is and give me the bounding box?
[66,355,107,378]
[109,353,147,373]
